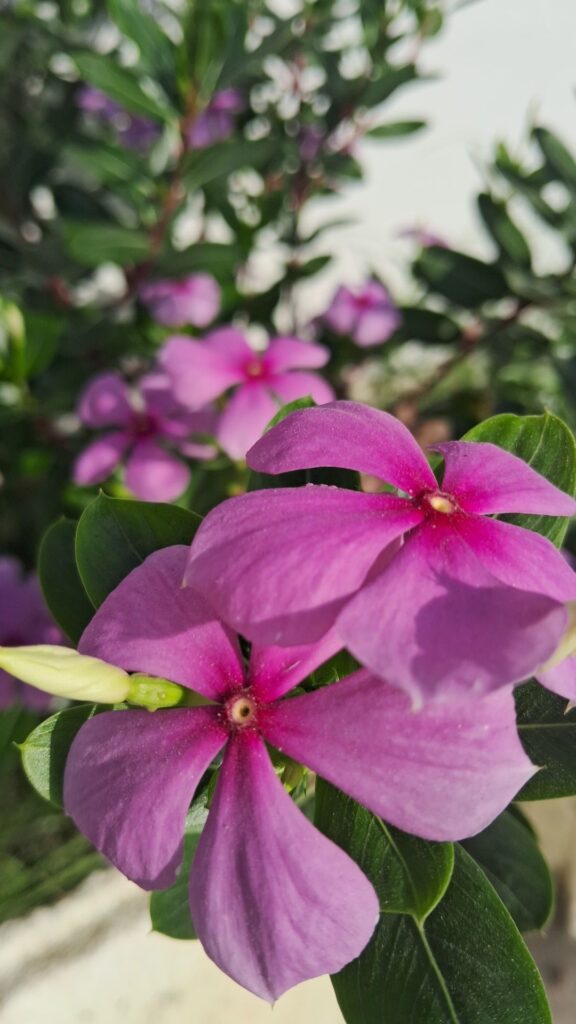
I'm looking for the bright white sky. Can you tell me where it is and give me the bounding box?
[299,0,576,313]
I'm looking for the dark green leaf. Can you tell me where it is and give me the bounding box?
[360,65,419,108]
[367,120,426,139]
[107,0,174,78]
[149,797,208,939]
[396,307,460,344]
[73,52,175,122]
[20,704,98,806]
[462,411,576,546]
[155,242,240,277]
[533,127,576,196]
[75,494,200,606]
[38,518,95,644]
[182,139,277,193]
[515,681,576,800]
[61,222,151,267]
[332,846,550,1024]
[477,193,532,267]
[461,809,553,931]
[413,246,509,307]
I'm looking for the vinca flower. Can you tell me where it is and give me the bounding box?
[185,401,576,703]
[324,281,401,347]
[0,557,63,709]
[76,86,160,152]
[139,273,221,328]
[185,89,244,149]
[73,371,216,502]
[159,329,334,459]
[53,547,534,1000]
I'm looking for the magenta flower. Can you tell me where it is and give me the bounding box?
[159,329,334,459]
[64,546,534,999]
[324,281,401,347]
[185,401,576,704]
[76,86,160,152]
[139,273,221,328]
[73,371,216,502]
[0,557,62,710]
[186,89,244,149]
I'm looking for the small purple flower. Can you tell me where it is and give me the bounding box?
[185,89,244,149]
[185,401,576,704]
[324,282,401,347]
[76,85,160,152]
[64,546,534,1000]
[159,329,334,459]
[0,557,62,710]
[139,273,221,328]
[73,371,216,502]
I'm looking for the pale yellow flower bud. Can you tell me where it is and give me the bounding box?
[0,645,130,703]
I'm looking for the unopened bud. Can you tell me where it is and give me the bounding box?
[0,645,130,703]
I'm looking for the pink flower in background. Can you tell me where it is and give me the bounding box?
[139,273,221,328]
[159,329,334,459]
[76,86,160,152]
[65,547,534,999]
[186,89,244,149]
[324,281,401,347]
[186,401,576,704]
[73,371,216,501]
[0,557,62,710]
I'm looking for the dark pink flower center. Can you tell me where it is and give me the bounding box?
[416,489,460,519]
[244,359,266,380]
[129,411,159,440]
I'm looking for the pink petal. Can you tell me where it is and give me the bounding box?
[261,673,535,841]
[77,372,133,428]
[433,440,576,516]
[324,286,358,334]
[125,440,190,502]
[73,432,128,486]
[79,546,244,700]
[458,515,576,603]
[159,333,247,409]
[246,400,436,493]
[189,734,378,1001]
[216,383,279,460]
[537,657,576,701]
[338,523,568,703]
[264,337,330,373]
[186,488,423,645]
[248,626,343,701]
[354,306,401,347]
[64,707,227,889]
[269,371,335,406]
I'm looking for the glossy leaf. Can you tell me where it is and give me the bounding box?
[461,809,553,931]
[462,411,576,546]
[38,518,95,644]
[75,494,200,607]
[413,246,509,307]
[19,704,98,807]
[149,797,209,940]
[515,681,576,800]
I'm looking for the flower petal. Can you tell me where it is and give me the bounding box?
[189,734,378,1001]
[354,307,401,347]
[79,546,244,700]
[246,400,436,493]
[269,371,335,407]
[77,372,133,428]
[338,523,568,703]
[248,627,343,701]
[186,488,423,645]
[64,707,226,889]
[125,440,190,502]
[264,337,330,373]
[73,432,129,486]
[216,383,279,460]
[324,286,358,334]
[433,440,576,516]
[159,333,247,409]
[261,672,535,841]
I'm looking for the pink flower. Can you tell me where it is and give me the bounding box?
[65,547,534,999]
[324,281,401,347]
[159,329,334,459]
[185,89,244,149]
[76,86,160,152]
[73,371,216,502]
[139,273,221,328]
[185,401,576,704]
[0,557,62,710]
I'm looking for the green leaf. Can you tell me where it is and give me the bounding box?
[63,141,147,187]
[155,242,239,277]
[413,246,509,307]
[75,494,200,607]
[73,52,175,123]
[38,518,95,644]
[20,704,98,806]
[149,797,208,939]
[332,846,550,1024]
[182,139,277,193]
[61,222,151,267]
[315,781,453,923]
[360,65,419,108]
[515,681,576,800]
[477,193,532,267]
[533,126,576,196]
[367,120,426,139]
[396,307,460,344]
[107,0,174,78]
[461,809,553,931]
[461,411,576,546]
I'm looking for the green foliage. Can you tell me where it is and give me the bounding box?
[515,682,576,800]
[149,797,209,940]
[19,704,98,807]
[38,518,94,643]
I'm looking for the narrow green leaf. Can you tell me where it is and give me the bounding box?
[155,242,240,277]
[533,127,576,196]
[38,518,95,644]
[61,222,151,267]
[461,809,553,931]
[477,193,532,267]
[396,307,460,344]
[462,411,576,546]
[413,246,509,307]
[367,120,426,139]
[182,139,277,192]
[75,494,200,606]
[107,0,174,78]
[73,52,175,123]
[149,798,208,939]
[515,681,576,800]
[20,704,98,806]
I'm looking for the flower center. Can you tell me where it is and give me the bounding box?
[245,359,264,379]
[226,692,258,729]
[426,492,456,515]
